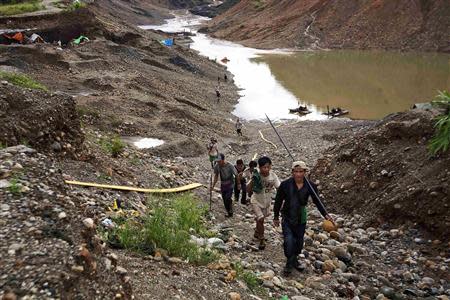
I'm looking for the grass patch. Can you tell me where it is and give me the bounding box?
[0,71,48,91]
[112,193,218,265]
[429,90,450,155]
[76,106,100,118]
[0,141,7,149]
[0,0,44,16]
[100,135,126,157]
[233,262,263,292]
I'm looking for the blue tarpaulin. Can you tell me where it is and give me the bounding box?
[161,38,173,46]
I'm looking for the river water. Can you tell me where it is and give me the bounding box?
[140,13,450,121]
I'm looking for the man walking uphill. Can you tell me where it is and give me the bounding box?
[274,161,334,276]
[211,153,237,217]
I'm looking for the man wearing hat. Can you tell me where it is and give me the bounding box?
[274,160,334,275]
[211,153,237,217]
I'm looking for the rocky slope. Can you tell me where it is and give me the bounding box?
[312,109,450,239]
[0,1,449,299]
[204,0,450,52]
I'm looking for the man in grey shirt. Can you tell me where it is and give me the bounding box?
[211,153,237,217]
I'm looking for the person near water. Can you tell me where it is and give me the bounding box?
[234,159,247,204]
[207,138,219,168]
[274,160,334,276]
[211,153,237,217]
[247,156,280,250]
[235,118,243,136]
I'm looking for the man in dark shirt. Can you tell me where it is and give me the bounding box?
[211,153,237,217]
[274,161,334,275]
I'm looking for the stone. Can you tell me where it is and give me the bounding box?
[292,297,312,300]
[369,181,379,189]
[58,212,67,219]
[0,179,11,189]
[51,141,62,152]
[262,280,274,288]
[228,292,240,300]
[2,292,17,300]
[71,265,84,273]
[168,257,183,264]
[330,231,341,240]
[380,286,395,298]
[83,218,95,229]
[261,270,275,280]
[322,260,335,272]
[272,276,283,287]
[116,266,127,276]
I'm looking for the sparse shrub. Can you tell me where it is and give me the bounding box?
[100,135,125,157]
[0,71,48,91]
[233,262,263,292]
[429,90,450,155]
[8,177,22,196]
[113,193,218,265]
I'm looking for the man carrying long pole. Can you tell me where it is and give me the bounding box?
[265,114,335,276]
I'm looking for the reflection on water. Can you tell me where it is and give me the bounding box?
[257,51,450,119]
[122,137,165,149]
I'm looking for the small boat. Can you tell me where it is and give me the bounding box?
[221,57,230,63]
[289,106,311,115]
[323,107,349,118]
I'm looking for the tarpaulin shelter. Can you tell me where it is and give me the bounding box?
[161,38,173,46]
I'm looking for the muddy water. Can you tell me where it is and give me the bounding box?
[141,14,450,120]
[257,51,450,119]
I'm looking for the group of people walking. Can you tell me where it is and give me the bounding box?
[207,139,334,275]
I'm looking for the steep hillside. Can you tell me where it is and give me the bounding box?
[204,0,450,52]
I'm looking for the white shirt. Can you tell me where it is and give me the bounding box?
[250,170,281,208]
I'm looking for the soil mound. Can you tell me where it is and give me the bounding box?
[205,0,450,52]
[0,83,83,155]
[312,109,450,238]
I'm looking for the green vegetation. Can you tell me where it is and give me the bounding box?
[252,0,266,10]
[110,193,218,265]
[0,0,44,16]
[8,177,22,196]
[0,71,48,91]
[100,135,126,157]
[429,90,450,155]
[76,106,100,118]
[233,262,263,292]
[67,0,86,10]
[0,141,7,149]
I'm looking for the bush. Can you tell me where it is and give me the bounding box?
[67,0,86,10]
[0,71,48,91]
[429,90,450,155]
[114,193,218,265]
[100,135,125,157]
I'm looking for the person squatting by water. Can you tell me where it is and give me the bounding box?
[247,156,280,250]
[234,159,247,205]
[235,118,243,136]
[211,153,237,217]
[274,160,334,276]
[207,138,219,168]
